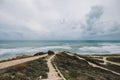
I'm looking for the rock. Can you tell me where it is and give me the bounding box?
[34,52,45,56]
[47,50,54,55]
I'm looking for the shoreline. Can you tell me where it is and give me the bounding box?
[0,51,120,80]
[0,51,120,62]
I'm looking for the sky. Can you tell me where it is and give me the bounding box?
[0,0,120,40]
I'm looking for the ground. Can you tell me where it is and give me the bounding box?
[0,51,120,80]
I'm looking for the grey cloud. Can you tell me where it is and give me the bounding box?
[83,5,120,39]
[86,6,103,31]
[0,31,22,40]
[0,0,120,40]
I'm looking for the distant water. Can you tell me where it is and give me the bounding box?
[0,40,120,60]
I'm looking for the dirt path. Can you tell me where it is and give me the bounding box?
[53,63,66,80]
[107,60,120,66]
[66,53,120,76]
[77,56,120,76]
[0,54,47,70]
[102,57,120,66]
[95,56,120,66]
[53,52,66,80]
[43,54,62,80]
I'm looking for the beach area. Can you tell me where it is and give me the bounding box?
[1,0,120,79]
[0,40,120,80]
[0,50,120,80]
[0,40,120,60]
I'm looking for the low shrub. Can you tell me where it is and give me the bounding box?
[0,57,49,80]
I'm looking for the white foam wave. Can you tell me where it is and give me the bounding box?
[0,45,72,60]
[99,43,120,46]
[27,46,71,52]
[79,45,120,53]
[0,46,71,55]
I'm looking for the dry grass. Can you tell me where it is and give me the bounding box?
[54,52,120,80]
[0,57,49,80]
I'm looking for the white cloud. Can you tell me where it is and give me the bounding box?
[0,0,120,40]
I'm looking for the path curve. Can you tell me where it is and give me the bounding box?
[66,53,120,76]
[99,57,120,66]
[77,56,120,76]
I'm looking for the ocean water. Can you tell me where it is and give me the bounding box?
[0,40,120,60]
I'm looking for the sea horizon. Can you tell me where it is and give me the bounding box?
[0,40,120,60]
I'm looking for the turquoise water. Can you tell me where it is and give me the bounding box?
[0,40,120,60]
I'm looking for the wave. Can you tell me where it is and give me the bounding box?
[79,45,120,53]
[0,46,71,60]
[99,42,120,46]
[28,46,71,52]
[1,43,120,60]
[0,46,71,55]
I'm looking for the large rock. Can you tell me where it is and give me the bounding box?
[47,50,54,55]
[34,52,45,56]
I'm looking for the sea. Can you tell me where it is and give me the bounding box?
[0,40,120,60]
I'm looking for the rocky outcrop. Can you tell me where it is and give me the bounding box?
[34,52,46,56]
[47,50,54,55]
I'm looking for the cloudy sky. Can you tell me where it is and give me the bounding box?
[0,0,120,40]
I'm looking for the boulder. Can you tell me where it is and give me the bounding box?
[47,50,54,55]
[34,52,45,56]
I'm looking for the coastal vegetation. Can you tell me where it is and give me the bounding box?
[0,55,33,63]
[79,55,120,73]
[107,56,120,63]
[0,51,120,80]
[0,57,49,80]
[53,52,120,80]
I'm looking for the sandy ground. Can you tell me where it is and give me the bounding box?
[1,51,119,79]
[0,54,47,70]
[0,52,65,80]
[42,54,62,80]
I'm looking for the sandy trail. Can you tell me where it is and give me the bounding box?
[107,60,120,66]
[43,54,62,80]
[66,53,120,76]
[100,57,120,66]
[94,56,120,66]
[78,56,120,76]
[86,60,120,76]
[0,54,47,70]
